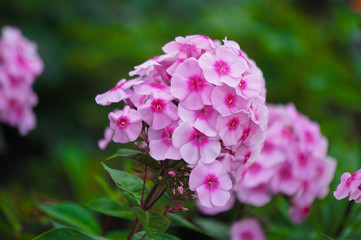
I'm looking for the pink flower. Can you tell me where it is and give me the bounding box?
[230,218,265,240]
[289,204,311,224]
[216,111,250,146]
[108,106,142,143]
[235,183,271,207]
[148,122,181,160]
[95,78,140,106]
[270,163,302,196]
[334,170,361,200]
[235,74,263,99]
[189,161,232,208]
[199,46,247,87]
[0,26,43,135]
[0,26,43,83]
[138,94,178,130]
[172,122,221,164]
[171,58,213,110]
[211,85,246,115]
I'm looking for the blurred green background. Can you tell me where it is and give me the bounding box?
[0,0,361,239]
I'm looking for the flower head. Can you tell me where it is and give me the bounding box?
[230,218,265,240]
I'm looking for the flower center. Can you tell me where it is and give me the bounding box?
[204,174,219,190]
[151,99,165,112]
[227,97,233,105]
[239,79,246,90]
[241,231,253,240]
[117,117,128,128]
[215,60,229,75]
[240,128,250,141]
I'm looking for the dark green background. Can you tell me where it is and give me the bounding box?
[0,0,361,239]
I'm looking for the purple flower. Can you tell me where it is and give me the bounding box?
[230,218,265,240]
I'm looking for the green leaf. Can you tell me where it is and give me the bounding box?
[107,148,161,169]
[102,163,149,206]
[37,202,101,235]
[87,198,135,220]
[169,213,204,233]
[133,231,180,240]
[33,227,95,240]
[50,221,109,240]
[105,230,129,240]
[132,208,170,238]
[194,218,230,240]
[0,191,21,233]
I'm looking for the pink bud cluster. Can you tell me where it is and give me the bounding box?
[232,103,336,224]
[334,169,361,202]
[0,26,43,135]
[97,35,268,208]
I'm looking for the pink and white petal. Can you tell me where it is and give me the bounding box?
[165,145,182,160]
[220,74,239,88]
[170,75,189,100]
[189,164,209,189]
[210,188,230,207]
[217,173,233,190]
[113,129,130,143]
[181,91,204,110]
[149,139,167,160]
[152,112,173,130]
[178,103,197,123]
[200,140,221,164]
[124,122,142,141]
[194,117,217,137]
[199,84,214,106]
[172,122,194,148]
[180,141,200,164]
[196,185,212,208]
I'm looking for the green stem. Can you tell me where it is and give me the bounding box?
[335,201,354,237]
[126,160,169,240]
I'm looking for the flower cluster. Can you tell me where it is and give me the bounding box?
[0,26,43,135]
[97,35,268,208]
[230,103,336,223]
[334,169,361,202]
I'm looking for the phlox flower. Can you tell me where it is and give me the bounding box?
[211,85,246,115]
[189,161,232,208]
[172,122,220,164]
[199,46,247,87]
[235,183,271,207]
[138,94,178,130]
[235,74,263,100]
[230,218,265,240]
[108,106,142,143]
[334,170,361,200]
[148,122,181,160]
[289,204,311,224]
[171,58,213,110]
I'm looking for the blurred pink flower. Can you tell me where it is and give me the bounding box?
[0,26,43,135]
[230,218,265,240]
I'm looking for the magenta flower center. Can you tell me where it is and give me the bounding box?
[280,167,291,180]
[151,99,165,112]
[249,163,261,173]
[297,153,307,166]
[188,75,204,91]
[240,127,251,141]
[241,231,253,240]
[215,60,230,75]
[228,118,239,129]
[117,117,128,129]
[204,174,219,190]
[239,79,246,90]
